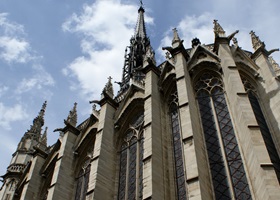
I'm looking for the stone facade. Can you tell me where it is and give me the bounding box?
[1,6,280,200]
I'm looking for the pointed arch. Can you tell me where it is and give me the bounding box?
[167,87,187,199]
[117,111,144,200]
[195,71,252,199]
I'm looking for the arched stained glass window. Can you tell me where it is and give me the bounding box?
[241,76,280,182]
[168,90,187,200]
[75,159,91,200]
[117,113,144,200]
[195,72,252,199]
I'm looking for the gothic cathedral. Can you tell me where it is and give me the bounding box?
[1,5,280,200]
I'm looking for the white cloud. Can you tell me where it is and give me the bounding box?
[16,64,55,94]
[62,0,153,99]
[0,85,8,97]
[0,13,33,64]
[0,13,25,35]
[0,102,28,130]
[0,36,32,63]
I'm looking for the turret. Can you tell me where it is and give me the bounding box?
[0,101,48,199]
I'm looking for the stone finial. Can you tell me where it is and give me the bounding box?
[103,76,114,98]
[250,31,265,51]
[191,38,201,48]
[213,20,225,37]
[66,102,77,126]
[172,28,181,47]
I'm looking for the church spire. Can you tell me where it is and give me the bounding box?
[118,2,152,94]
[135,1,147,39]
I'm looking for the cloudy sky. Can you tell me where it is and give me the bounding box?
[0,0,280,176]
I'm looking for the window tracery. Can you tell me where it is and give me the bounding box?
[195,72,252,199]
[168,90,187,200]
[117,113,144,200]
[241,75,280,182]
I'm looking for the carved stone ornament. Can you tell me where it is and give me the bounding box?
[213,20,225,37]
[250,31,264,51]
[103,76,114,98]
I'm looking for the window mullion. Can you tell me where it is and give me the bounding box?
[210,95,236,200]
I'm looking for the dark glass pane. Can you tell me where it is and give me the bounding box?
[212,93,252,199]
[248,92,280,183]
[197,95,231,199]
[81,165,90,200]
[170,103,187,200]
[128,138,137,200]
[118,144,128,200]
[139,135,144,199]
[75,169,84,200]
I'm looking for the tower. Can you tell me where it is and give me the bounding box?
[0,101,48,200]
[1,3,280,200]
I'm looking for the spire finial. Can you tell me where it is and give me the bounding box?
[250,30,265,51]
[140,0,143,7]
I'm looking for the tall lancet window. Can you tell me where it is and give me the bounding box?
[118,113,144,200]
[241,75,280,182]
[75,159,91,200]
[195,72,252,199]
[168,90,187,200]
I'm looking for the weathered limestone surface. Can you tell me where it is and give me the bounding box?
[142,65,165,200]
[47,131,77,200]
[219,43,280,200]
[89,101,116,200]
[20,154,45,200]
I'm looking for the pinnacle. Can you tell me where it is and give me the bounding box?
[249,30,265,51]
[213,19,225,37]
[66,102,78,127]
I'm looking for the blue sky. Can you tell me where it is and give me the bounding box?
[0,0,280,176]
